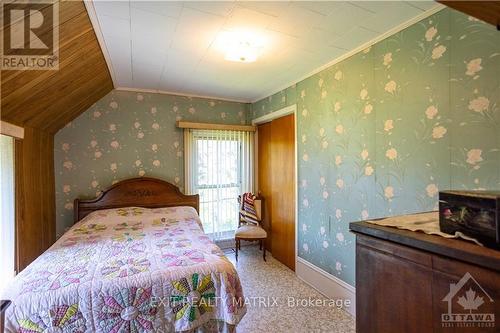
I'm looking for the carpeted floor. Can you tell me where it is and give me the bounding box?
[224,246,355,333]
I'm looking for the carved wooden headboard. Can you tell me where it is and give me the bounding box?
[73,177,199,223]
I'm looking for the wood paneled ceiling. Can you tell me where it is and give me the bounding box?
[1,0,113,134]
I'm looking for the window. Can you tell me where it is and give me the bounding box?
[185,129,254,242]
[0,134,15,293]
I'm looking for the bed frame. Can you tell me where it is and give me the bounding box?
[73,177,199,223]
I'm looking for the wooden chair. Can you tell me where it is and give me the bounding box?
[235,196,267,261]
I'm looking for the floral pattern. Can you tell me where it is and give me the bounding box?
[101,258,151,279]
[54,91,249,237]
[170,273,215,325]
[18,304,86,333]
[251,9,500,286]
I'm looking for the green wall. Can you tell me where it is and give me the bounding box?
[251,8,500,286]
[54,90,249,237]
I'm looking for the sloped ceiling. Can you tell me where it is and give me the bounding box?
[91,1,440,102]
[1,0,113,134]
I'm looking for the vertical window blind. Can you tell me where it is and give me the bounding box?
[0,134,15,293]
[184,129,254,242]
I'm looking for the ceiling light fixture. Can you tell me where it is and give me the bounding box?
[216,30,266,63]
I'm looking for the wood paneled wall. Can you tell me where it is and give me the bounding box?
[1,0,113,270]
[15,128,55,270]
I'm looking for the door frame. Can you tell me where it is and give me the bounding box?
[252,104,298,270]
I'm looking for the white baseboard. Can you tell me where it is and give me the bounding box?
[296,257,356,317]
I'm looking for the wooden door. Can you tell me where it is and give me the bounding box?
[257,114,295,270]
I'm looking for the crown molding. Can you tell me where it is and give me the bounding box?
[250,3,446,103]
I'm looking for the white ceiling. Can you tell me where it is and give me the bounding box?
[91,1,441,102]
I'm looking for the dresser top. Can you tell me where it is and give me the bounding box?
[350,221,500,272]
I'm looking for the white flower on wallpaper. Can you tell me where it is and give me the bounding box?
[302,134,307,143]
[361,210,369,220]
[334,101,341,112]
[109,124,117,132]
[360,149,369,160]
[318,78,324,88]
[110,141,120,149]
[173,106,179,112]
[425,26,438,41]
[152,123,160,130]
[221,112,226,119]
[303,153,309,162]
[94,151,102,159]
[319,127,325,137]
[335,209,342,219]
[335,261,342,272]
[152,144,158,152]
[174,176,180,184]
[137,132,145,139]
[360,88,368,100]
[173,141,179,148]
[90,140,98,148]
[302,109,308,117]
[151,107,157,114]
[137,94,144,101]
[210,101,216,107]
[320,226,325,235]
[91,180,99,188]
[336,179,344,189]
[302,224,308,232]
[364,104,373,114]
[365,165,374,176]
[153,160,161,167]
[385,148,398,160]
[110,163,117,172]
[176,151,182,157]
[93,111,101,119]
[426,183,439,197]
[384,186,394,200]
[336,232,344,242]
[322,190,329,199]
[334,70,343,80]
[134,122,141,129]
[384,119,394,132]
[135,160,142,167]
[303,243,309,252]
[109,101,118,109]
[466,149,483,165]
[466,58,482,76]
[303,198,309,207]
[468,96,489,113]
[335,155,342,166]
[63,185,71,194]
[432,126,447,139]
[383,52,392,66]
[319,177,325,186]
[335,124,344,134]
[300,90,306,99]
[322,240,329,249]
[431,45,447,59]
[62,143,70,152]
[64,202,73,210]
[384,80,397,94]
[322,140,329,149]
[425,105,438,119]
[321,90,327,99]
[302,179,308,188]
[63,161,73,170]
[363,46,371,54]
[138,170,146,176]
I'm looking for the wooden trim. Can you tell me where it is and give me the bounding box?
[74,177,199,223]
[116,87,250,104]
[252,104,296,125]
[176,121,256,132]
[0,121,24,139]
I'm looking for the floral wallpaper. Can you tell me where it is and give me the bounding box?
[54,91,249,237]
[251,8,500,286]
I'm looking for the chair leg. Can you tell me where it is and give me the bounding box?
[235,239,239,262]
[263,241,266,261]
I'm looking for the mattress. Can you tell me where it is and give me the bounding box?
[2,206,246,332]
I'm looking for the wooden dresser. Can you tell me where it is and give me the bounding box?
[350,222,500,333]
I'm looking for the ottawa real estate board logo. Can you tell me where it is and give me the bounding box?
[442,272,495,329]
[1,0,59,70]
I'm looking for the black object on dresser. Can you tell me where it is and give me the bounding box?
[439,190,500,250]
[350,221,499,333]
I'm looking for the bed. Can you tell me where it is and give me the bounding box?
[1,177,246,332]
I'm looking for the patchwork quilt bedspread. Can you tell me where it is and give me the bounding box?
[2,206,246,332]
